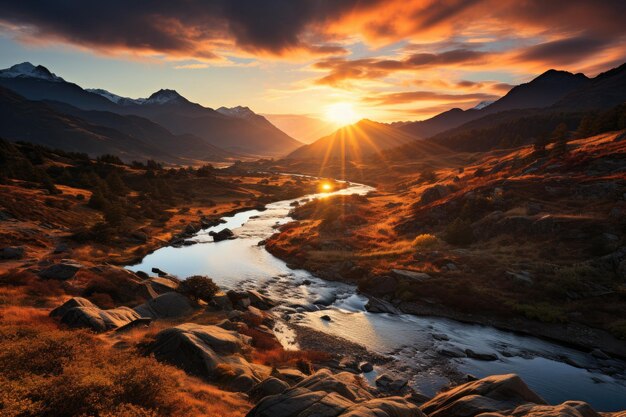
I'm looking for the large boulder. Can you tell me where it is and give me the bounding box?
[249,377,290,401]
[247,290,276,310]
[133,292,196,319]
[482,401,601,417]
[145,323,270,391]
[247,369,421,417]
[39,260,83,279]
[50,297,95,319]
[210,228,235,242]
[51,297,141,332]
[421,374,547,417]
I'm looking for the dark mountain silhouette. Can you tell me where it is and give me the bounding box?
[0,62,301,156]
[285,119,417,161]
[400,69,591,138]
[553,62,626,110]
[46,101,233,162]
[0,87,229,163]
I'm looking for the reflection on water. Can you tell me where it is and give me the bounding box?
[127,180,626,411]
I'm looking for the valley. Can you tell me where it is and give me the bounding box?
[1,13,626,416]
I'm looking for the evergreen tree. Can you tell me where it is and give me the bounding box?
[551,122,569,157]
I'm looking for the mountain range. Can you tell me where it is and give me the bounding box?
[286,61,626,162]
[1,61,625,165]
[0,62,301,161]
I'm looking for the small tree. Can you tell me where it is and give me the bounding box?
[178,275,219,302]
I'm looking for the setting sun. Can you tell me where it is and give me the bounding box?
[320,182,332,192]
[324,102,360,127]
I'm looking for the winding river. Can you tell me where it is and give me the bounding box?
[128,181,626,411]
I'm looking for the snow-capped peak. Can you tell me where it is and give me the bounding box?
[217,106,257,119]
[86,88,129,104]
[143,89,186,105]
[472,100,495,110]
[0,62,64,82]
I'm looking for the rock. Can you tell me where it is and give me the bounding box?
[228,310,244,320]
[302,279,312,285]
[147,276,179,294]
[359,362,374,373]
[437,345,467,358]
[248,370,422,417]
[115,317,152,333]
[421,374,547,417]
[134,292,196,319]
[421,185,451,204]
[432,333,450,341]
[491,401,600,417]
[273,367,308,385]
[131,231,149,243]
[212,292,233,311]
[375,374,409,393]
[51,297,141,332]
[146,323,270,391]
[50,297,96,319]
[590,349,610,360]
[151,267,168,277]
[249,377,290,401]
[321,315,332,321]
[184,223,199,235]
[39,260,83,279]
[227,290,252,310]
[465,349,498,361]
[210,228,234,242]
[0,246,25,259]
[391,269,431,282]
[247,290,275,310]
[359,275,398,296]
[365,297,401,314]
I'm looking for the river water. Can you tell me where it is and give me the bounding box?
[127,182,626,411]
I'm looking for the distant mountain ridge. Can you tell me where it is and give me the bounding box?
[286,119,416,161]
[400,68,592,139]
[0,62,301,156]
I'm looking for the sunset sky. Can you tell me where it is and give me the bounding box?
[0,1,624,123]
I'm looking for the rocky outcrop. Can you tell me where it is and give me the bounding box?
[39,260,83,279]
[145,323,270,391]
[246,369,421,417]
[249,377,290,401]
[210,228,235,242]
[50,297,141,332]
[133,292,196,319]
[482,401,601,417]
[421,374,547,417]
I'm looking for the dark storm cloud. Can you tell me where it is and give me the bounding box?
[516,37,612,66]
[315,49,490,86]
[0,0,381,57]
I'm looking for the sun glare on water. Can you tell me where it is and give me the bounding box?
[324,102,360,127]
[321,182,333,192]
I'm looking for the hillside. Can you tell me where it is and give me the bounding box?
[0,87,231,163]
[285,119,417,161]
[0,63,302,157]
[400,68,592,139]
